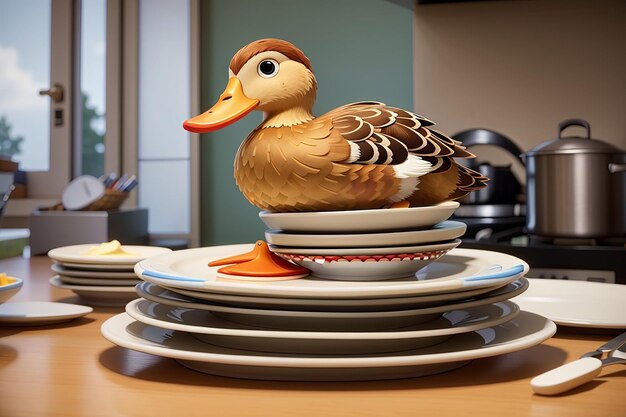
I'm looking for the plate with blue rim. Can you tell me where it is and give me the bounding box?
[135,245,528,299]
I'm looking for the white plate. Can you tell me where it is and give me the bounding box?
[51,263,138,279]
[101,311,556,381]
[273,240,460,281]
[50,276,138,307]
[58,276,142,286]
[269,240,461,256]
[0,277,23,303]
[61,175,105,210]
[48,244,172,265]
[141,278,527,312]
[512,279,626,329]
[136,245,528,299]
[0,301,92,325]
[136,280,528,331]
[54,262,137,271]
[259,201,460,233]
[265,221,467,248]
[126,298,519,355]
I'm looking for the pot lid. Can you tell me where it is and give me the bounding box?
[524,119,622,156]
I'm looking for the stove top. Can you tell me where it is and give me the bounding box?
[459,226,626,285]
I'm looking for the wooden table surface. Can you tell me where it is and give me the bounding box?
[0,255,624,417]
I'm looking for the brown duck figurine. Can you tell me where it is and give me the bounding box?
[184,38,487,212]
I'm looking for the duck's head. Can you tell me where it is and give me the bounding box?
[183,39,317,132]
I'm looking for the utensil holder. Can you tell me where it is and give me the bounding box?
[83,189,129,211]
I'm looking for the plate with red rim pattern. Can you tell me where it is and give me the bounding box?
[274,240,460,281]
[264,221,466,248]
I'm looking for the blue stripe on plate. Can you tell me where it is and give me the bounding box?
[141,269,206,283]
[463,264,525,282]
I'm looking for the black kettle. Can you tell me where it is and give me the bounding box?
[453,129,525,205]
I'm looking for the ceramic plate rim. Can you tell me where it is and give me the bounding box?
[49,276,137,293]
[513,278,626,329]
[48,244,172,265]
[51,263,138,278]
[135,279,528,319]
[258,201,460,232]
[126,298,519,340]
[264,220,467,248]
[101,311,556,368]
[0,301,92,323]
[268,239,461,256]
[143,278,527,310]
[136,246,529,298]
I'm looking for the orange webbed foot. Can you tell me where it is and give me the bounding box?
[209,240,309,278]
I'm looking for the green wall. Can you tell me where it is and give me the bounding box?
[199,0,414,246]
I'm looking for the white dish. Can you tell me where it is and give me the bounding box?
[136,280,528,331]
[0,277,22,303]
[61,175,105,210]
[513,279,626,329]
[126,298,519,355]
[269,240,461,256]
[273,240,460,281]
[53,261,136,271]
[0,301,92,325]
[142,278,527,312]
[136,245,528,299]
[57,276,142,286]
[259,201,460,233]
[50,276,138,307]
[265,221,467,248]
[51,263,138,279]
[101,311,556,381]
[48,244,172,265]
[159,279,527,312]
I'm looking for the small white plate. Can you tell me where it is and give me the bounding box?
[274,240,459,281]
[50,276,138,307]
[265,221,467,248]
[53,262,137,272]
[136,245,528,299]
[126,298,519,355]
[48,244,172,265]
[51,263,138,279]
[259,201,460,233]
[61,175,105,210]
[512,279,626,329]
[101,311,556,381]
[0,277,23,303]
[0,301,92,325]
[57,276,141,286]
[136,280,528,332]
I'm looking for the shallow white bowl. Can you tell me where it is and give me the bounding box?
[0,277,23,303]
[274,240,460,281]
[259,201,460,233]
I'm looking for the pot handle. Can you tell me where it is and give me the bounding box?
[559,119,591,140]
[609,163,626,174]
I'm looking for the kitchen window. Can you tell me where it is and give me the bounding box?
[0,0,199,245]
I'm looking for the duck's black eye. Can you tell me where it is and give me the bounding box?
[257,59,279,78]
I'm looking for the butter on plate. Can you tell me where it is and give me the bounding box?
[80,240,140,257]
[0,273,16,286]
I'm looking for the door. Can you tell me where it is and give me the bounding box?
[0,0,73,197]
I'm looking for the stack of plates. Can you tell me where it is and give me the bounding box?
[101,241,556,381]
[48,244,171,306]
[261,202,466,281]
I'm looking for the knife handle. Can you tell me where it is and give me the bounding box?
[531,357,603,395]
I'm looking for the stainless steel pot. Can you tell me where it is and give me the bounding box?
[522,119,626,239]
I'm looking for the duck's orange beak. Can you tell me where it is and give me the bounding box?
[183,77,259,133]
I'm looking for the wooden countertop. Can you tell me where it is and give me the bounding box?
[0,255,624,417]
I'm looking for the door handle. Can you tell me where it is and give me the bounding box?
[39,83,64,103]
